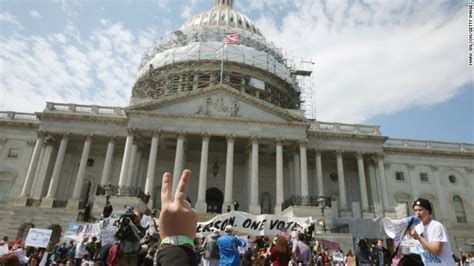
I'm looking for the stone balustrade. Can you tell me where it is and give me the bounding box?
[45,102,125,116]
[385,138,473,152]
[310,121,381,135]
[0,111,38,121]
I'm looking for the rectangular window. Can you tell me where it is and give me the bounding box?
[7,148,20,158]
[395,172,405,181]
[420,173,429,182]
[0,180,10,202]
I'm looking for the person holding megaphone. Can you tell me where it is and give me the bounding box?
[407,197,455,266]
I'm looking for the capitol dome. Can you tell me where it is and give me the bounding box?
[180,0,262,36]
[131,0,302,110]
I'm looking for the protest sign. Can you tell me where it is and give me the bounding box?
[25,228,52,248]
[62,211,311,241]
[196,211,311,237]
[63,217,119,242]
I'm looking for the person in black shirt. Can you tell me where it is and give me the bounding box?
[103,197,113,218]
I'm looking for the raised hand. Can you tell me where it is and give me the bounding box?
[159,169,197,240]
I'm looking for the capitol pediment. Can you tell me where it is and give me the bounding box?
[126,85,305,123]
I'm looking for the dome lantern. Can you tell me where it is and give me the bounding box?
[214,0,234,8]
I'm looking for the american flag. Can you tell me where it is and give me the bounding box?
[224,32,240,44]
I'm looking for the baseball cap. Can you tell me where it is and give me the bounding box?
[413,197,432,214]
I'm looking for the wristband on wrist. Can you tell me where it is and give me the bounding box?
[160,235,195,249]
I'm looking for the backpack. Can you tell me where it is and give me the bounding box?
[107,243,120,266]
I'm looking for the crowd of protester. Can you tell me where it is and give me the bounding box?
[4,221,472,266]
[1,169,473,266]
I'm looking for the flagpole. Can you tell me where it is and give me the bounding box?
[220,42,226,84]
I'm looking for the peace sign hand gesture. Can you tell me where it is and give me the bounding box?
[159,169,197,241]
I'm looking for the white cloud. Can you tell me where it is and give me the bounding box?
[0,22,155,112]
[30,10,41,19]
[0,12,20,25]
[0,0,469,128]
[157,0,169,9]
[256,0,470,123]
[181,6,191,19]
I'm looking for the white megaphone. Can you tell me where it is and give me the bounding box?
[382,216,420,239]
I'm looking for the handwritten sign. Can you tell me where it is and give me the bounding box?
[25,228,52,248]
[196,211,311,237]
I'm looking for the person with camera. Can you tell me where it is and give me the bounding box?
[114,209,146,266]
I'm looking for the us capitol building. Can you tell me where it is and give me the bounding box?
[1,0,473,251]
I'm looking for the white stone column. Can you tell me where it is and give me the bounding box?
[464,168,474,218]
[118,130,135,188]
[172,132,185,194]
[293,150,300,195]
[45,133,69,199]
[274,139,284,213]
[222,135,235,212]
[41,133,69,208]
[376,154,390,209]
[299,140,309,197]
[100,136,116,186]
[368,162,379,204]
[32,138,54,199]
[407,164,419,199]
[144,132,160,203]
[356,152,369,211]
[126,144,138,187]
[249,137,261,214]
[246,148,252,208]
[432,166,449,222]
[315,150,324,197]
[71,134,93,200]
[196,133,210,213]
[20,131,45,197]
[336,150,347,209]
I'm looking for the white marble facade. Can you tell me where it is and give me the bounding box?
[1,0,473,252]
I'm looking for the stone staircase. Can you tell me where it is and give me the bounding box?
[1,206,79,239]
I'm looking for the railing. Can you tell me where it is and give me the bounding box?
[52,200,68,208]
[45,102,126,116]
[0,111,38,122]
[310,121,381,136]
[26,198,42,207]
[96,184,145,199]
[282,195,332,210]
[330,224,350,234]
[385,138,473,152]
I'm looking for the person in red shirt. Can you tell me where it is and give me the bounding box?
[268,236,291,266]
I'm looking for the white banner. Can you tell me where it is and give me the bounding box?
[25,228,52,248]
[62,212,312,241]
[196,211,311,237]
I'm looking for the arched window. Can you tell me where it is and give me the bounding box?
[17,223,35,240]
[453,196,467,223]
[48,224,62,246]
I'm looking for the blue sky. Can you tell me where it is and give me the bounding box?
[0,0,472,143]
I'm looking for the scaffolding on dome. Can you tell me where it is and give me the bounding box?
[288,58,317,119]
[133,41,309,110]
